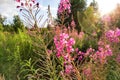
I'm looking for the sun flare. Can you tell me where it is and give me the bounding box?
[97,0,120,15]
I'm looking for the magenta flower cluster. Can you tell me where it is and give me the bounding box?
[16,0,36,3]
[54,33,75,58]
[54,33,75,74]
[16,0,39,12]
[102,15,111,22]
[105,28,120,43]
[75,40,112,64]
[76,48,95,61]
[54,31,114,74]
[75,48,94,61]
[16,0,20,2]
[92,41,112,64]
[58,0,71,15]
[96,45,112,63]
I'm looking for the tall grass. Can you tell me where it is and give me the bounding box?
[0,31,34,80]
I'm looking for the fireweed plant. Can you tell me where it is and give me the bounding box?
[54,33,75,74]
[53,32,114,79]
[16,0,43,28]
[14,0,120,79]
[54,0,119,79]
[58,0,71,15]
[57,0,76,30]
[105,28,120,43]
[54,33,82,79]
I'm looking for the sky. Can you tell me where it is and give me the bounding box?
[97,0,120,15]
[0,0,120,23]
[0,0,18,23]
[0,0,60,23]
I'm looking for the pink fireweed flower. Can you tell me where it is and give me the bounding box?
[102,15,111,22]
[65,64,73,74]
[21,2,24,6]
[16,0,39,11]
[78,51,83,55]
[92,31,97,36]
[71,20,76,28]
[90,53,97,61]
[66,38,75,53]
[115,28,120,36]
[105,45,112,56]
[16,6,20,8]
[31,0,35,3]
[98,40,104,46]
[66,45,74,53]
[56,52,61,58]
[30,3,32,7]
[36,2,39,8]
[105,30,114,38]
[16,0,20,2]
[85,48,94,56]
[54,33,75,58]
[76,51,85,61]
[105,28,120,43]
[75,48,79,53]
[68,38,75,45]
[60,33,69,39]
[79,31,84,39]
[78,55,84,61]
[25,2,28,6]
[76,48,94,61]
[90,40,113,64]
[46,49,52,57]
[95,44,112,64]
[64,54,69,60]
[58,0,71,15]
[47,49,52,54]
[54,33,75,74]
[83,67,91,77]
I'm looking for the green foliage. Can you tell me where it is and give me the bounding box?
[90,0,98,12]
[74,32,98,52]
[106,56,120,80]
[12,15,25,33]
[70,0,87,32]
[0,23,3,31]
[77,6,99,34]
[57,0,87,32]
[70,0,86,11]
[0,15,6,25]
[0,31,35,80]
[16,30,63,80]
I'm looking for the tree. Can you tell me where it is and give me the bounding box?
[77,6,99,34]
[70,0,87,33]
[12,15,24,32]
[0,14,6,31]
[57,0,99,33]
[90,0,98,12]
[0,15,6,25]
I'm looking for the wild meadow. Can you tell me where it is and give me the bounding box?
[0,0,120,80]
